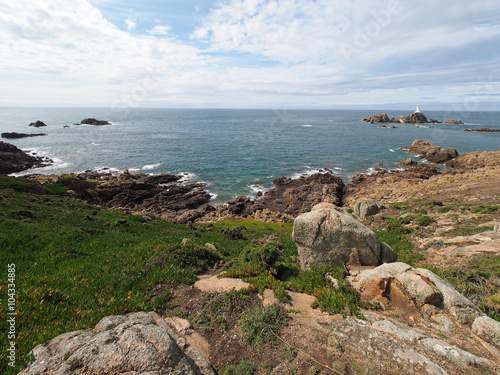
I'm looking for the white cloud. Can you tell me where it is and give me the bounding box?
[125,17,136,31]
[147,25,172,36]
[0,0,499,108]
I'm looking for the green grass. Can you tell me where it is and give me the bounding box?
[430,255,500,322]
[239,305,291,347]
[375,229,424,266]
[223,360,257,375]
[0,176,296,374]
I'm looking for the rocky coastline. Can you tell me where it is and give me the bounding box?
[9,139,495,228]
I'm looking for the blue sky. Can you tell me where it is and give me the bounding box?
[1,0,499,109]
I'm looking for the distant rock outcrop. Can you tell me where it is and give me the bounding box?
[78,118,111,126]
[1,132,47,139]
[464,127,500,133]
[398,112,429,124]
[292,204,397,270]
[445,119,464,125]
[29,120,47,127]
[363,113,393,123]
[409,139,458,164]
[19,311,215,375]
[0,141,52,174]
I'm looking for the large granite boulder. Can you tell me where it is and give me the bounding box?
[292,204,396,270]
[0,141,52,174]
[409,139,458,164]
[351,263,484,323]
[19,311,215,375]
[353,199,387,219]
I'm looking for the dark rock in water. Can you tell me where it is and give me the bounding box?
[1,132,47,139]
[29,120,47,127]
[409,139,458,164]
[78,118,111,126]
[0,141,53,174]
[445,119,464,125]
[464,127,500,133]
[363,113,391,123]
[429,119,442,124]
[18,311,215,375]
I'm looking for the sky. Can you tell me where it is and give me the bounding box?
[0,0,499,109]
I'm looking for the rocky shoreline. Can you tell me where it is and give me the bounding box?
[2,138,499,224]
[17,139,497,226]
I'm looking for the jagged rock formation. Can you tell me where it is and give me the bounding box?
[409,139,458,164]
[292,203,397,269]
[0,141,52,174]
[19,311,215,375]
[56,171,213,221]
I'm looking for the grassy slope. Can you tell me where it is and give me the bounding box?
[0,176,298,373]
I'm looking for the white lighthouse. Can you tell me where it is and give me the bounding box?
[415,104,421,113]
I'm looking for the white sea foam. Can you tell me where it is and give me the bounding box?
[178,172,197,184]
[301,124,313,127]
[142,163,162,170]
[291,167,340,180]
[249,184,267,194]
[389,149,395,152]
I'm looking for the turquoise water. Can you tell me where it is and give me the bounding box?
[1,108,499,202]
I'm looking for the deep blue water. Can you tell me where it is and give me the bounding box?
[1,108,499,202]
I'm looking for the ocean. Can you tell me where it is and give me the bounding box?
[1,108,499,203]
